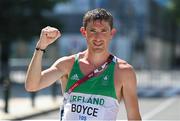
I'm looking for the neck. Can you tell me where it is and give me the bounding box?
[84,49,110,67]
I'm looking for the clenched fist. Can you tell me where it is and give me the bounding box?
[36,26,61,49]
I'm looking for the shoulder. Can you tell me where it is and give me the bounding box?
[116,58,134,72]
[53,54,75,66]
[51,54,77,74]
[115,58,136,84]
[58,51,85,64]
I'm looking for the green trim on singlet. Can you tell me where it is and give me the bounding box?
[65,54,117,99]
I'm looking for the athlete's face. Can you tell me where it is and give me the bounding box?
[80,20,116,53]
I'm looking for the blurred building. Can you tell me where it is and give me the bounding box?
[52,0,156,69]
[148,0,180,69]
[52,0,149,69]
[10,0,179,70]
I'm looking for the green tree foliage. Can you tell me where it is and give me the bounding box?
[0,0,68,83]
[0,0,66,40]
[170,0,180,25]
[0,0,68,112]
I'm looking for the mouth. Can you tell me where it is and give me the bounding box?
[93,40,103,47]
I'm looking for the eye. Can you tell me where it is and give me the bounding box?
[101,29,108,33]
[90,29,96,33]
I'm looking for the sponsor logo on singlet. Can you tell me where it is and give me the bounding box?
[102,75,109,86]
[71,74,79,81]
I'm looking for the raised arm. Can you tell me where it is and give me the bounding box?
[25,26,62,92]
[121,64,141,120]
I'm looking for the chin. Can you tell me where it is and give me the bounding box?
[92,48,105,53]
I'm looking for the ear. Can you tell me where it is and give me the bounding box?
[80,27,86,37]
[111,28,117,37]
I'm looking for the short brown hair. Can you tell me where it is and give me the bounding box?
[83,8,113,29]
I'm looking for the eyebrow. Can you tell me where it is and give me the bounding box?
[89,26,109,30]
[88,28,110,33]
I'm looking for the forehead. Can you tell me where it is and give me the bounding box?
[86,20,110,29]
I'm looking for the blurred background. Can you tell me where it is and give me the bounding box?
[0,0,180,120]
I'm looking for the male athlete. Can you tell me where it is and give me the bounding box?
[25,8,141,120]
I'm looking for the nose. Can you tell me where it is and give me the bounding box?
[94,32,102,38]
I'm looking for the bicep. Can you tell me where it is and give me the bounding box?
[122,68,141,119]
[38,59,67,90]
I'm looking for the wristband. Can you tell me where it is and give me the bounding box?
[35,47,46,53]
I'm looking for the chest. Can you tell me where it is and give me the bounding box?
[66,61,116,98]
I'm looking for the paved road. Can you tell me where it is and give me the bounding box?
[29,110,59,120]
[28,96,180,120]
